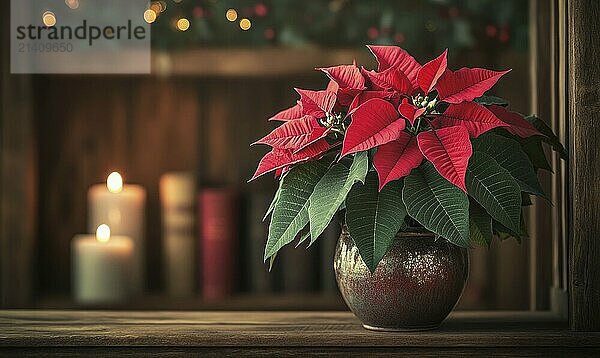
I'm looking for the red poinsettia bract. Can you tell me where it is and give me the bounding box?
[251,45,541,190]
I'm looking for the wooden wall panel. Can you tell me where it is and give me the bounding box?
[35,78,199,293]
[568,0,600,331]
[0,7,37,308]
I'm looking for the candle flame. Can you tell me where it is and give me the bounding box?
[107,172,123,193]
[96,224,111,243]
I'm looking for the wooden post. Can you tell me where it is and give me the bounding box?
[568,0,600,331]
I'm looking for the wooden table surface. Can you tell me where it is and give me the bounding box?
[1,310,599,356]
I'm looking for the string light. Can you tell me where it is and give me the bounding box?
[226,9,238,22]
[239,18,251,31]
[425,20,437,32]
[150,1,164,13]
[42,11,56,27]
[254,3,268,17]
[394,32,406,44]
[193,6,205,18]
[264,28,275,40]
[143,9,157,23]
[64,0,79,10]
[177,18,190,31]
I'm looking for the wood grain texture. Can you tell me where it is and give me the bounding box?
[568,0,600,331]
[0,4,36,307]
[0,310,597,356]
[33,294,346,311]
[2,348,599,358]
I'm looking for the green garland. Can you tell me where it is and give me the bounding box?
[150,0,528,55]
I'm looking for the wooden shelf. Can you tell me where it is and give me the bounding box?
[34,293,347,311]
[1,310,598,356]
[151,48,376,77]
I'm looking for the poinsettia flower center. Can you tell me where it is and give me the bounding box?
[406,94,438,135]
[320,112,347,136]
[412,94,438,111]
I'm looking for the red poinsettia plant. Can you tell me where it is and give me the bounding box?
[251,45,566,272]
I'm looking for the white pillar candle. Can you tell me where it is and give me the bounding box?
[72,224,134,304]
[88,172,146,294]
[160,172,196,297]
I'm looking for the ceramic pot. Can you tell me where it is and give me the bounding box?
[334,227,469,331]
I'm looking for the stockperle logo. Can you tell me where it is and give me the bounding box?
[11,0,150,74]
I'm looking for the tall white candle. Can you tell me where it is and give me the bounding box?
[72,224,134,304]
[160,172,196,297]
[88,172,146,294]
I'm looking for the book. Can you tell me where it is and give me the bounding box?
[276,233,319,294]
[160,172,196,297]
[198,188,238,300]
[242,191,274,293]
[320,217,341,293]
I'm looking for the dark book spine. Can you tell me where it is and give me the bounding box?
[320,217,341,293]
[198,188,237,300]
[245,192,273,293]
[279,240,319,294]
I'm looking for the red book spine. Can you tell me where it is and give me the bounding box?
[198,188,237,300]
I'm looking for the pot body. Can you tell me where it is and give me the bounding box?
[334,228,469,331]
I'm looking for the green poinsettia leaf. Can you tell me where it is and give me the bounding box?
[403,161,470,247]
[495,227,515,242]
[473,133,545,198]
[525,115,567,160]
[295,227,311,248]
[474,95,509,107]
[263,180,282,221]
[264,158,330,261]
[521,136,552,172]
[493,211,528,243]
[345,172,406,272]
[469,201,493,247]
[268,253,277,272]
[466,151,522,233]
[308,151,368,244]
